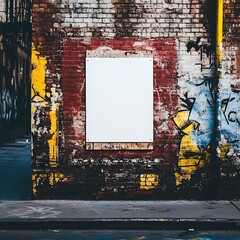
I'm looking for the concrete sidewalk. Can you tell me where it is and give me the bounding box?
[0,200,239,230]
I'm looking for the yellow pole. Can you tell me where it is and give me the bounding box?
[212,0,224,197]
[216,0,223,71]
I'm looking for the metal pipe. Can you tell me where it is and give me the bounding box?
[212,0,224,198]
[216,0,223,71]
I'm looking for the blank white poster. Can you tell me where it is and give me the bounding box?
[86,57,153,143]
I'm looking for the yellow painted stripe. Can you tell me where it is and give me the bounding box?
[31,44,47,100]
[216,0,223,67]
[48,103,58,167]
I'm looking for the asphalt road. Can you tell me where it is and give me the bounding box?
[0,138,31,200]
[0,230,240,240]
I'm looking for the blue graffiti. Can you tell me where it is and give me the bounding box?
[221,92,240,142]
[182,78,214,150]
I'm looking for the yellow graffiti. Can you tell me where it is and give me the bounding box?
[140,174,159,190]
[48,103,58,167]
[49,173,69,186]
[173,110,190,130]
[32,172,69,194]
[174,110,210,185]
[31,44,47,101]
[31,44,48,136]
[32,173,48,195]
[219,143,233,166]
[31,44,59,168]
[31,44,62,196]
[32,174,37,195]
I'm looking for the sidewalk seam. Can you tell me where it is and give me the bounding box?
[230,201,240,212]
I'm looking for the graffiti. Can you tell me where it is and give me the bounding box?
[31,84,45,102]
[180,92,195,111]
[222,94,240,128]
[31,45,47,102]
[187,37,212,56]
[187,38,214,71]
[6,206,61,219]
[220,92,240,166]
[0,88,17,122]
[140,174,159,190]
[0,1,31,143]
[31,44,64,196]
[181,78,214,149]
[174,78,214,185]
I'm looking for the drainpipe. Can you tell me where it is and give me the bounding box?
[216,0,223,73]
[213,0,223,198]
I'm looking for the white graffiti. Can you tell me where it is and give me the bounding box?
[6,206,62,219]
[0,88,17,122]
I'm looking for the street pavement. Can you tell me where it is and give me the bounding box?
[0,137,31,200]
[0,230,240,240]
[0,200,239,230]
[0,138,239,232]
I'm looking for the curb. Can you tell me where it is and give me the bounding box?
[0,219,239,230]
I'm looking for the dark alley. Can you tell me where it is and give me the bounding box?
[0,137,31,200]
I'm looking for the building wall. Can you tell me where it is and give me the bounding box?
[31,0,239,199]
[0,0,31,144]
[219,0,240,198]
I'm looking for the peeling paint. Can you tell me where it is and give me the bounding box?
[49,173,69,186]
[174,110,211,185]
[140,174,159,190]
[31,45,47,102]
[31,44,63,195]
[48,103,58,167]
[174,78,214,185]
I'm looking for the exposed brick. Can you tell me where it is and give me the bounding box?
[31,0,240,200]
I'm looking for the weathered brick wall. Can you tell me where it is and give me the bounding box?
[219,0,240,198]
[32,0,227,199]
